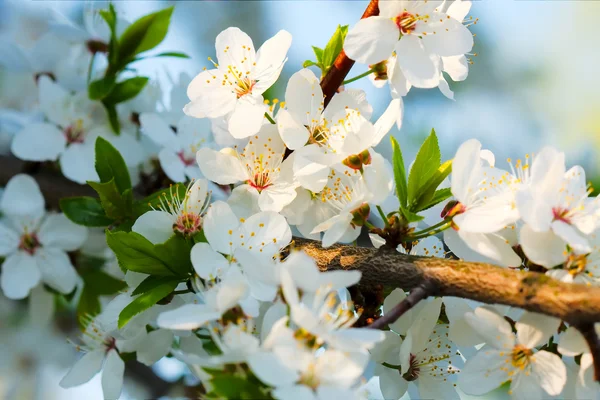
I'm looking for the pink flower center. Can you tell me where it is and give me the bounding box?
[248,172,272,192]
[64,121,85,145]
[394,12,419,34]
[19,232,40,255]
[552,207,571,224]
[177,151,196,166]
[174,212,203,236]
[402,353,420,381]
[234,76,255,98]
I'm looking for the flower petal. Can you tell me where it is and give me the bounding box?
[1,173,45,218]
[102,349,125,400]
[253,30,292,93]
[191,242,229,279]
[158,148,187,183]
[516,311,561,349]
[422,15,474,57]
[137,329,174,366]
[458,346,509,395]
[1,251,41,299]
[196,147,247,185]
[519,224,566,268]
[11,122,66,161]
[139,112,179,150]
[215,27,256,71]
[132,211,176,245]
[558,327,588,357]
[248,351,299,387]
[464,306,515,350]
[204,201,241,254]
[157,304,221,330]
[228,98,266,139]
[530,350,567,396]
[0,222,20,256]
[344,17,399,65]
[60,349,105,388]
[395,35,441,88]
[60,142,99,184]
[38,213,88,251]
[35,247,77,294]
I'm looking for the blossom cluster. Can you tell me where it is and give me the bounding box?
[0,1,599,400]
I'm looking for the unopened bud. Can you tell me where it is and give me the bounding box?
[369,60,389,81]
[351,203,371,226]
[343,154,363,171]
[358,149,372,165]
[440,200,466,220]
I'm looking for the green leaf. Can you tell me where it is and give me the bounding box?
[407,129,441,208]
[208,374,272,400]
[89,75,116,100]
[133,183,187,218]
[88,179,131,220]
[155,235,193,277]
[103,102,121,134]
[94,136,132,194]
[99,5,118,64]
[400,207,425,223]
[104,77,149,104]
[142,51,190,59]
[117,7,174,66]
[60,197,114,227]
[312,46,324,64]
[81,269,127,296]
[303,60,318,68]
[131,275,178,296]
[419,188,453,212]
[391,137,408,208]
[118,278,179,328]
[106,231,177,276]
[77,286,101,329]
[322,25,348,72]
[412,160,452,212]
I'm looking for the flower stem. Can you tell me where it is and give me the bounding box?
[402,222,452,242]
[264,112,276,124]
[376,205,390,228]
[342,67,377,85]
[364,221,377,230]
[410,219,451,237]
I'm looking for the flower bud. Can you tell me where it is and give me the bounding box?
[440,200,465,219]
[351,203,371,226]
[369,60,388,81]
[343,154,363,171]
[358,149,372,165]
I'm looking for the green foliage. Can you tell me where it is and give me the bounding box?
[106,231,178,276]
[407,129,441,207]
[88,180,132,220]
[205,368,274,400]
[95,137,132,193]
[412,160,453,212]
[132,275,177,296]
[154,235,194,277]
[391,137,408,208]
[118,277,179,328]
[60,197,113,227]
[77,268,127,329]
[89,6,177,133]
[303,25,348,76]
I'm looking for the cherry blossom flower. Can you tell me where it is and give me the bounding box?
[132,178,211,244]
[196,125,298,212]
[344,0,474,88]
[0,174,87,299]
[11,76,142,183]
[459,306,567,398]
[558,324,600,399]
[184,27,292,139]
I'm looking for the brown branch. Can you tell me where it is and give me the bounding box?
[293,238,600,327]
[577,324,600,382]
[369,281,435,329]
[319,0,380,107]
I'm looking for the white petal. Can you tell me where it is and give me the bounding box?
[451,138,482,203]
[258,185,298,212]
[442,55,469,81]
[516,311,560,349]
[139,112,178,150]
[1,173,45,218]
[464,306,515,349]
[227,185,261,220]
[137,329,174,366]
[395,36,441,88]
[273,385,316,400]
[35,248,77,294]
[363,152,393,205]
[215,27,256,72]
[320,214,353,248]
[60,142,99,184]
[459,346,510,395]
[344,17,399,65]
[422,15,474,57]
[444,297,482,347]
[438,73,455,100]
[252,30,292,93]
[530,350,567,396]
[196,147,247,185]
[457,230,521,267]
[38,213,88,251]
[388,55,412,98]
[158,148,187,183]
[102,349,125,400]
[372,99,402,147]
[1,251,41,299]
[377,364,409,400]
[0,222,19,256]
[240,210,292,254]
[552,220,591,253]
[248,351,299,387]
[191,242,229,279]
[131,211,176,245]
[204,201,240,254]
[11,122,66,161]
[228,98,266,139]
[446,0,472,21]
[383,288,413,335]
[60,349,105,388]
[293,147,330,193]
[277,108,309,150]
[107,130,144,167]
[558,327,588,356]
[184,86,237,119]
[157,304,221,330]
[407,297,443,354]
[519,224,567,268]
[284,68,322,120]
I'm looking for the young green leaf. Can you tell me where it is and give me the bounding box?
[407,129,441,208]
[88,75,116,100]
[94,137,132,193]
[322,25,348,73]
[132,275,179,296]
[103,77,149,104]
[391,136,408,208]
[60,197,114,227]
[118,278,179,328]
[303,60,318,68]
[87,179,132,220]
[155,235,193,277]
[400,207,425,223]
[81,269,127,296]
[412,159,452,212]
[106,231,177,276]
[99,4,118,64]
[141,51,190,59]
[117,7,174,66]
[418,188,453,212]
[312,46,324,64]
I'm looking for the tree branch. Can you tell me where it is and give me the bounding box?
[292,238,600,326]
[369,281,435,329]
[577,323,600,382]
[319,0,380,107]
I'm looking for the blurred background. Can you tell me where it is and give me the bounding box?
[0,0,599,398]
